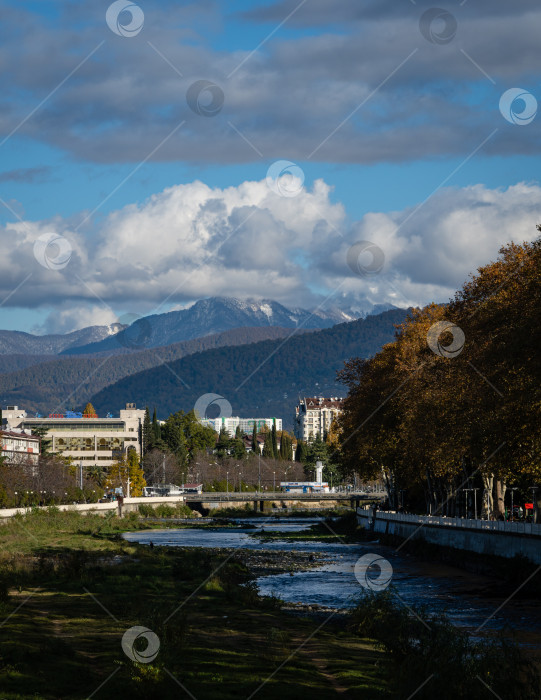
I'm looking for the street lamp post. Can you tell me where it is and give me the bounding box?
[509,487,518,522]
[273,471,276,491]
[226,471,229,494]
[529,486,538,523]
[472,488,479,520]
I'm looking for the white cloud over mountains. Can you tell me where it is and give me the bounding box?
[2,177,540,333]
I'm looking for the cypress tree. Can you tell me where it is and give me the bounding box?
[251,423,258,453]
[271,422,279,459]
[296,440,307,463]
[152,407,161,443]
[143,407,152,455]
[262,432,274,458]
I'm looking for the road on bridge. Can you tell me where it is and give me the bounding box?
[182,491,385,502]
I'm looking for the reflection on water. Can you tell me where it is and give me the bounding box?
[123,517,541,643]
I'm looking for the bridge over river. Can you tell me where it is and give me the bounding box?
[181,491,385,513]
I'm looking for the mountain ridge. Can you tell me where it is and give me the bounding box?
[0,326,302,415]
[88,308,410,429]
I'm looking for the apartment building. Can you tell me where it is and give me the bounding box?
[294,397,344,442]
[1,430,40,466]
[200,416,282,438]
[3,403,145,468]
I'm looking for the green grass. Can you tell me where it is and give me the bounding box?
[0,509,390,699]
[252,512,368,543]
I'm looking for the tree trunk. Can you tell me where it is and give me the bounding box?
[482,473,494,519]
[494,479,507,519]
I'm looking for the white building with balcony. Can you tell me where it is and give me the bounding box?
[1,429,40,466]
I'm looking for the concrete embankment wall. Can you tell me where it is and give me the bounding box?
[357,508,541,565]
[0,496,187,519]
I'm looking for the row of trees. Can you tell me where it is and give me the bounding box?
[338,236,541,518]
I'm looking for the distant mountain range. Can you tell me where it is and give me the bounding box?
[0,326,299,415]
[0,324,124,356]
[88,308,409,429]
[60,297,375,356]
[0,297,399,357]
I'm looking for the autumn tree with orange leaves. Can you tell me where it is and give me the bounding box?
[338,234,541,519]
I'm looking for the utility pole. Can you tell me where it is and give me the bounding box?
[258,453,261,493]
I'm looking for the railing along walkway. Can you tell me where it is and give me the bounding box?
[357,508,541,536]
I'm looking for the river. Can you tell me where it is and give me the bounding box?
[123,517,541,646]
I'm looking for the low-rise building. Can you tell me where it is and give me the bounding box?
[1,429,40,466]
[3,403,145,468]
[294,397,344,442]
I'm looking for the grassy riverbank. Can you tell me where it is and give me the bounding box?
[252,511,367,543]
[0,508,389,699]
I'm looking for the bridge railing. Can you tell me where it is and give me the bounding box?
[357,508,541,536]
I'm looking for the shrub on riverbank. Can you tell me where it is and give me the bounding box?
[350,593,539,699]
[138,503,195,518]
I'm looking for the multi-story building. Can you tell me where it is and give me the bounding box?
[1,429,40,466]
[294,397,344,442]
[3,403,145,468]
[200,416,282,438]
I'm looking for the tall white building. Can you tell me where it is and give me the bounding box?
[294,397,344,442]
[200,416,282,438]
[3,403,145,468]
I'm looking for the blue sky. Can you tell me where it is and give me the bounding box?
[0,0,540,333]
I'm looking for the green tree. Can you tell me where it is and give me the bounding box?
[152,407,161,444]
[271,422,279,460]
[251,423,258,453]
[296,440,307,463]
[143,407,153,455]
[216,427,231,458]
[262,431,274,459]
[31,426,51,456]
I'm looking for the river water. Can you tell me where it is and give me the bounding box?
[123,517,541,645]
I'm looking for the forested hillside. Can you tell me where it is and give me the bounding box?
[89,308,409,428]
[0,326,297,415]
